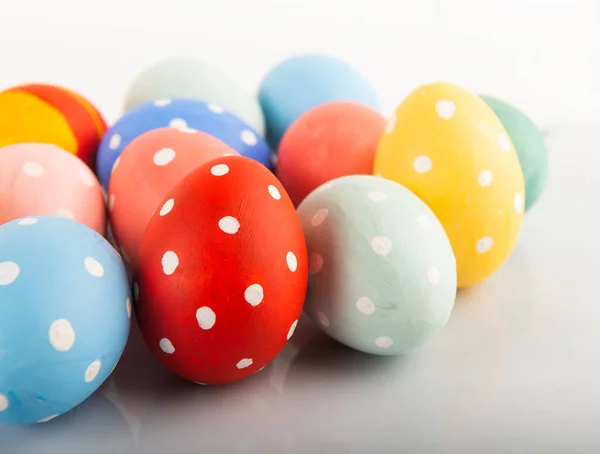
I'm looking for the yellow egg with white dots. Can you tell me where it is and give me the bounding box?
[374,82,524,288]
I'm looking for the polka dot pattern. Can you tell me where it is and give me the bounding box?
[211,164,229,176]
[356,297,375,315]
[22,161,44,177]
[38,414,58,423]
[0,395,8,412]
[287,320,299,340]
[311,209,329,227]
[241,130,258,146]
[153,148,176,166]
[435,100,455,119]
[476,237,494,254]
[268,185,281,200]
[159,198,175,216]
[236,358,253,369]
[109,134,121,150]
[85,360,101,383]
[18,217,38,226]
[218,216,240,234]
[375,336,393,348]
[161,251,179,275]
[196,307,216,330]
[0,261,20,286]
[413,156,432,173]
[244,284,264,307]
[49,319,76,352]
[286,251,298,272]
[160,338,175,354]
[371,236,393,256]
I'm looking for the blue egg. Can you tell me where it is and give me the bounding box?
[258,53,381,149]
[0,216,131,425]
[96,98,273,189]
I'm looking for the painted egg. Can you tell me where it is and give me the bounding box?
[0,216,131,425]
[96,98,272,189]
[481,95,548,211]
[0,84,106,169]
[374,82,525,288]
[123,57,265,136]
[297,175,456,356]
[109,127,238,270]
[277,101,386,206]
[0,143,106,235]
[258,53,380,149]
[134,155,308,385]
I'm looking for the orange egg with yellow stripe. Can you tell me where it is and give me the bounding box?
[0,84,106,170]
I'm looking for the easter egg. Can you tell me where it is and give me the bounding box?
[258,53,380,149]
[134,155,308,385]
[374,82,524,288]
[0,143,106,235]
[0,216,131,425]
[481,95,548,211]
[277,101,386,206]
[0,84,106,169]
[123,57,265,136]
[96,98,272,189]
[297,175,456,355]
[109,127,239,270]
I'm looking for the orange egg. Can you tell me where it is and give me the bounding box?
[0,84,107,170]
[108,127,238,270]
[276,101,386,206]
[0,143,106,234]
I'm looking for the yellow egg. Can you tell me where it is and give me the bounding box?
[374,82,524,288]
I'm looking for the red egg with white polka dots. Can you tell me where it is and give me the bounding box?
[134,155,308,385]
[108,127,238,270]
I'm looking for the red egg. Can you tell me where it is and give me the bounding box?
[276,101,386,206]
[0,143,105,234]
[134,155,308,385]
[108,127,238,270]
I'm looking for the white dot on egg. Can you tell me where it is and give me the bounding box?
[236,358,253,369]
[316,311,330,327]
[154,99,171,107]
[84,360,101,383]
[356,297,375,315]
[159,198,175,216]
[109,134,121,150]
[208,104,225,114]
[169,118,188,130]
[375,336,394,348]
[286,251,298,272]
[196,306,216,330]
[218,216,240,234]
[55,208,75,219]
[287,320,299,340]
[385,114,396,133]
[244,284,264,307]
[153,148,176,166]
[22,161,44,177]
[311,208,329,227]
[0,261,20,286]
[268,185,281,200]
[368,191,387,202]
[161,251,179,275]
[308,253,323,274]
[428,266,441,285]
[476,236,494,254]
[85,257,104,277]
[49,319,76,352]
[38,414,59,423]
[478,170,493,187]
[435,100,456,119]
[79,169,96,187]
[499,134,511,152]
[0,394,8,412]
[514,193,524,213]
[210,164,229,176]
[240,129,258,146]
[159,338,175,354]
[413,156,432,173]
[18,217,38,226]
[371,236,393,256]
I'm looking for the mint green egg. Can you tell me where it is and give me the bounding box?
[297,175,457,356]
[481,95,548,211]
[124,58,265,136]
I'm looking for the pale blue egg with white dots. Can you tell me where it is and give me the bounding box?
[96,98,273,189]
[0,216,131,425]
[297,175,457,356]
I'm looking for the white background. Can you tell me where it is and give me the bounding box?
[0,0,599,128]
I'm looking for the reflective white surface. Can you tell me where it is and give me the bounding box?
[2,124,599,453]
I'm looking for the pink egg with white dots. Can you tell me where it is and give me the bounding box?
[0,143,106,235]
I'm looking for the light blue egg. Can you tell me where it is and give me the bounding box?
[258,53,380,150]
[96,98,273,189]
[0,216,131,425]
[296,175,457,356]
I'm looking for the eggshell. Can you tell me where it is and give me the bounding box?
[258,53,380,149]
[123,57,265,136]
[374,82,524,288]
[108,127,239,270]
[0,216,131,425]
[0,143,106,235]
[277,101,386,206]
[297,175,456,355]
[96,98,272,189]
[134,155,308,385]
[0,84,106,169]
[481,95,548,211]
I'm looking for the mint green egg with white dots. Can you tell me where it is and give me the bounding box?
[297,175,457,356]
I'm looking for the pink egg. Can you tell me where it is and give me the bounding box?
[0,143,106,235]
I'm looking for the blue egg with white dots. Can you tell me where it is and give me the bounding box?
[259,53,381,149]
[0,216,131,425]
[96,98,273,189]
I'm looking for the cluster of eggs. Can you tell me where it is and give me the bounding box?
[0,54,548,425]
